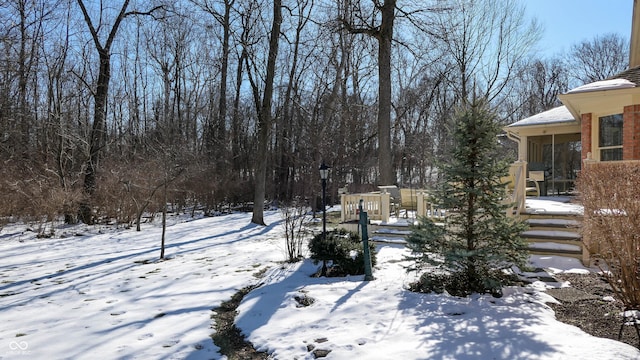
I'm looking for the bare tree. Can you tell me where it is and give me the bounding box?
[247,0,282,225]
[76,0,131,223]
[0,0,58,158]
[274,0,316,202]
[504,57,569,122]
[567,33,628,85]
[340,0,396,186]
[432,0,541,104]
[193,0,235,160]
[280,199,310,262]
[76,0,162,223]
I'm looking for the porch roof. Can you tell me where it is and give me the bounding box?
[506,105,576,128]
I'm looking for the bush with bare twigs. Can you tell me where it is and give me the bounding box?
[280,199,311,262]
[577,162,640,311]
[0,162,83,235]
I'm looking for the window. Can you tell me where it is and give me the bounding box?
[599,114,623,161]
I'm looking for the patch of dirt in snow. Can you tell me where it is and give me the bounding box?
[211,285,270,360]
[548,273,640,349]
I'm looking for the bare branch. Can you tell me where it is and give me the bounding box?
[124,5,167,20]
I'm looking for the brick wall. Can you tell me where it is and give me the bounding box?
[581,113,592,160]
[623,105,640,160]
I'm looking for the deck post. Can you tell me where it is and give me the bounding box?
[340,193,347,223]
[509,160,527,215]
[416,191,426,218]
[581,156,596,266]
[380,192,390,223]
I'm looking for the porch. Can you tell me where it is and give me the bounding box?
[340,161,531,225]
[338,184,586,264]
[504,106,582,196]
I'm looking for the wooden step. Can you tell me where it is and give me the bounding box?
[372,228,412,236]
[369,235,408,244]
[341,207,588,262]
[526,218,580,231]
[521,229,581,242]
[528,242,583,259]
[522,225,584,259]
[520,212,583,221]
[528,242,581,252]
[369,226,411,243]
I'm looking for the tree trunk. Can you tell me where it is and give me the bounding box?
[79,50,111,223]
[276,4,306,202]
[341,0,396,186]
[215,0,233,162]
[231,47,246,174]
[77,0,130,224]
[377,0,395,186]
[160,181,167,259]
[17,0,29,158]
[251,0,282,225]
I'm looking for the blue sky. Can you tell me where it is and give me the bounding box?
[524,0,633,56]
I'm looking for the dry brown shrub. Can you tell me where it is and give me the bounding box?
[93,167,136,225]
[93,159,166,227]
[0,161,83,233]
[178,162,219,215]
[577,162,640,310]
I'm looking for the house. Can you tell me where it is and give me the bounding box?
[505,74,640,192]
[504,105,581,196]
[504,2,640,199]
[339,3,639,264]
[501,2,640,265]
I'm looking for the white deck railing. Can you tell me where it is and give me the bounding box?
[341,193,390,223]
[340,163,528,223]
[340,190,443,223]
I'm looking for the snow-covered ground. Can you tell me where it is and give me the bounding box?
[0,207,638,359]
[525,197,584,215]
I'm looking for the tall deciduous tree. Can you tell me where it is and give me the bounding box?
[76,0,162,223]
[275,0,315,202]
[504,57,568,123]
[341,0,396,186]
[249,0,282,225]
[432,0,540,104]
[194,0,235,160]
[568,33,628,85]
[76,0,131,223]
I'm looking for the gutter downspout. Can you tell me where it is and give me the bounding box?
[505,129,524,161]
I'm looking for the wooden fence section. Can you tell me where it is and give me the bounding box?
[340,190,442,223]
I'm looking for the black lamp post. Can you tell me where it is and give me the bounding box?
[319,162,330,238]
[319,162,330,276]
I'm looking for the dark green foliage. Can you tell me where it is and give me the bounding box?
[309,228,377,277]
[408,269,519,298]
[406,102,528,297]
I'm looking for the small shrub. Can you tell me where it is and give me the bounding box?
[577,162,640,310]
[409,270,514,298]
[409,273,448,294]
[280,199,311,262]
[308,228,376,277]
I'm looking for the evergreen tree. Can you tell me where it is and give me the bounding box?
[406,101,528,297]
